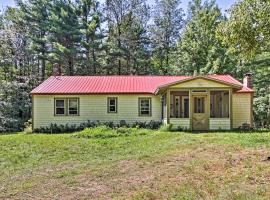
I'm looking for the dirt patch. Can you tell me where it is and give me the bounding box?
[2,145,270,199]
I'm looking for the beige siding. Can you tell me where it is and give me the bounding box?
[170,118,190,130]
[33,94,161,129]
[209,119,230,130]
[232,93,252,128]
[170,78,231,88]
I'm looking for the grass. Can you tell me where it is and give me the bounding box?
[1,127,270,199]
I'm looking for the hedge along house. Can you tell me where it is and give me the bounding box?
[30,74,254,131]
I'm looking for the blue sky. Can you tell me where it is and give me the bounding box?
[0,0,236,13]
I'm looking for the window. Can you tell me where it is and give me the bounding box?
[210,91,229,118]
[182,96,189,118]
[68,99,79,115]
[108,97,117,113]
[139,98,151,116]
[169,91,189,118]
[194,97,205,113]
[54,98,79,116]
[174,96,180,118]
[55,99,66,115]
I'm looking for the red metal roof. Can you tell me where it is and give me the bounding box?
[235,86,254,93]
[30,75,253,95]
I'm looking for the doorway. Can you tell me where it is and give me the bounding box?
[192,96,208,130]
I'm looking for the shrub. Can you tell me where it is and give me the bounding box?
[104,121,114,128]
[116,127,131,134]
[132,121,147,128]
[239,123,253,131]
[73,126,152,139]
[119,120,128,127]
[159,124,173,132]
[73,126,117,139]
[34,120,162,133]
[147,120,162,129]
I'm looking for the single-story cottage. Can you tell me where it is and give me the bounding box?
[30,74,254,131]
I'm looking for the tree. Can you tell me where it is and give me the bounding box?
[77,0,106,75]
[150,0,184,74]
[105,0,150,74]
[176,0,236,75]
[218,0,270,128]
[48,0,81,75]
[218,0,270,58]
[0,8,36,131]
[17,0,51,80]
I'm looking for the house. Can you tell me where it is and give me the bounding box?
[30,74,254,131]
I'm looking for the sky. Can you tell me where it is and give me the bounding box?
[0,0,236,13]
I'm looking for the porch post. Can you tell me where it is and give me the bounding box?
[230,88,233,130]
[189,89,192,131]
[207,89,210,130]
[167,90,170,124]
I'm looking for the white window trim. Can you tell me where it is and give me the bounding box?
[139,98,151,117]
[54,98,79,116]
[55,99,66,116]
[107,97,118,113]
[68,98,79,116]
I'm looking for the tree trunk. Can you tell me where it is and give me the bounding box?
[118,59,121,75]
[68,57,74,75]
[41,57,45,80]
[117,25,122,75]
[91,42,97,74]
[40,40,46,80]
[165,47,169,75]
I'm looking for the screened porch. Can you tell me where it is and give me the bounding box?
[162,89,232,130]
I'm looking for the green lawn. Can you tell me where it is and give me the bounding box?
[1,128,270,199]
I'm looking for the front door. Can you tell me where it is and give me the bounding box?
[192,96,208,130]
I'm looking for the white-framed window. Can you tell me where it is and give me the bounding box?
[55,99,66,115]
[107,97,117,113]
[68,98,79,115]
[139,98,151,116]
[54,98,79,116]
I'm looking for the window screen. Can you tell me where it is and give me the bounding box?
[194,97,205,113]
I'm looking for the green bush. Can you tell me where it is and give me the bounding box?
[34,120,162,133]
[159,124,173,132]
[73,126,151,139]
[73,126,117,139]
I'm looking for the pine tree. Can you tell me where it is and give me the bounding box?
[176,0,236,75]
[150,0,184,74]
[48,0,81,75]
[105,0,150,74]
[77,0,105,75]
[17,0,51,80]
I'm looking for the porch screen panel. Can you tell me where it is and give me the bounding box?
[210,91,229,118]
[169,91,189,118]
